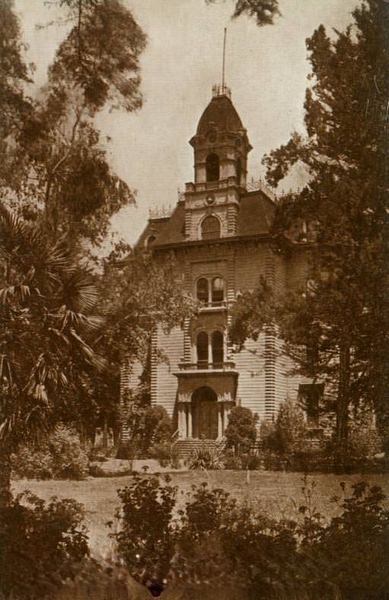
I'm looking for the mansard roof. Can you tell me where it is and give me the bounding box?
[196,94,244,136]
[137,190,276,249]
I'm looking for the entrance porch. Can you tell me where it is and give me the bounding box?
[174,369,237,440]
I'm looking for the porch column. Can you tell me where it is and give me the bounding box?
[178,404,185,438]
[224,403,232,427]
[187,404,193,438]
[217,403,223,439]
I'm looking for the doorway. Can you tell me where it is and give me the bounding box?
[192,386,218,439]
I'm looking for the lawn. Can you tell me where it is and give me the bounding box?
[12,470,389,556]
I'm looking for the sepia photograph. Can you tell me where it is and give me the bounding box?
[0,0,388,598]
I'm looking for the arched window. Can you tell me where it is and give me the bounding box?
[212,331,224,367]
[196,278,209,304]
[197,332,209,367]
[236,158,242,185]
[201,215,221,240]
[211,277,224,304]
[206,153,220,182]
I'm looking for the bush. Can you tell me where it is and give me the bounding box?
[224,406,257,455]
[112,473,389,599]
[111,474,177,596]
[261,399,308,456]
[12,426,89,480]
[143,406,172,452]
[148,441,180,469]
[187,445,224,470]
[0,491,89,600]
[305,481,389,600]
[346,424,382,463]
[223,449,263,470]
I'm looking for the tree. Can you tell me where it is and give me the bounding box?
[92,247,195,449]
[2,0,146,248]
[0,206,104,507]
[206,0,280,26]
[231,0,389,462]
[224,406,257,454]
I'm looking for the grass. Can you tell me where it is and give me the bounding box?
[12,471,389,556]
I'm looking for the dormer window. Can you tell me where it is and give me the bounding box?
[201,215,220,240]
[206,153,220,182]
[145,234,156,248]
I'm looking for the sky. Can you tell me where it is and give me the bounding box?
[14,0,360,246]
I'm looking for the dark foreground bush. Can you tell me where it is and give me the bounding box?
[0,492,89,600]
[12,426,89,480]
[112,474,389,599]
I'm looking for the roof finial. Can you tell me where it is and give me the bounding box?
[222,27,227,90]
[212,28,231,98]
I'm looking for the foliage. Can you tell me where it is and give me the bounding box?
[0,491,89,600]
[223,448,262,470]
[143,406,173,452]
[0,206,104,504]
[12,426,89,480]
[344,415,383,466]
[305,481,389,599]
[231,0,389,460]
[187,445,225,470]
[96,250,194,456]
[1,0,146,247]
[148,441,180,469]
[224,406,257,454]
[53,559,152,600]
[206,0,280,26]
[113,474,389,599]
[111,474,178,595]
[268,399,308,455]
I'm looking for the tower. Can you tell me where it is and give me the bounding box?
[183,85,252,241]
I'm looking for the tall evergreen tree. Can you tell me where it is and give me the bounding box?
[231,0,389,459]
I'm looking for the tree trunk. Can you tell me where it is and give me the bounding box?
[102,417,108,451]
[0,447,12,509]
[335,343,351,465]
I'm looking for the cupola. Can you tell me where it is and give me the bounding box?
[190,85,252,188]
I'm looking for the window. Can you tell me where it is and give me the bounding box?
[211,277,224,304]
[196,278,209,303]
[197,332,209,367]
[145,234,156,248]
[298,384,324,427]
[196,276,225,305]
[201,216,220,240]
[206,153,220,181]
[212,331,224,367]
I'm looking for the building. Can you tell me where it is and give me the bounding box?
[121,84,317,448]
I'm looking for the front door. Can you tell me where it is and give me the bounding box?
[192,386,218,439]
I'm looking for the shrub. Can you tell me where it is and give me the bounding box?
[111,474,177,596]
[224,406,257,454]
[305,482,389,600]
[148,441,180,469]
[346,424,383,463]
[0,491,89,600]
[262,399,308,455]
[143,406,172,452]
[187,445,224,470]
[112,474,389,599]
[223,449,263,470]
[11,446,54,480]
[12,426,89,480]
